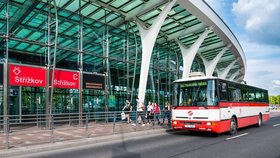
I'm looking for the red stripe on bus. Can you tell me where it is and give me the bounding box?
[220,102,268,107]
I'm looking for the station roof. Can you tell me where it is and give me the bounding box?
[0,0,246,81]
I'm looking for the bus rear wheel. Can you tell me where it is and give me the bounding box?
[229,117,237,135]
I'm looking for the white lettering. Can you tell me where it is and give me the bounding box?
[15,76,19,82]
[53,79,77,87]
[73,74,78,80]
[13,76,43,85]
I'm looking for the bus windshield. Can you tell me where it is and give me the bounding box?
[179,80,218,106]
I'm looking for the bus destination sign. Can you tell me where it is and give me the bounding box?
[181,81,207,88]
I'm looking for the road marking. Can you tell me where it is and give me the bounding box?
[225,133,248,141]
[273,123,280,127]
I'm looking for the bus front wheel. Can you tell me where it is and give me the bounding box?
[256,114,262,127]
[229,117,237,135]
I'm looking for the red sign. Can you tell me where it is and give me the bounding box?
[50,69,79,89]
[9,64,46,87]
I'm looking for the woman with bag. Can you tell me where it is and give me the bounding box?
[122,99,132,123]
[153,102,161,125]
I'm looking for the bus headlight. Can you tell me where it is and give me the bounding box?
[173,121,178,125]
[206,122,218,126]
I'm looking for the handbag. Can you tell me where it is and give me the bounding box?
[121,112,126,120]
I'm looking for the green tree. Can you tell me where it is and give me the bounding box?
[269,96,277,104]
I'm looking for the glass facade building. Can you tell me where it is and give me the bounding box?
[0,0,246,117]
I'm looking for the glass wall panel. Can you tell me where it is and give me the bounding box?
[52,89,79,113]
[21,87,46,115]
[83,89,105,112]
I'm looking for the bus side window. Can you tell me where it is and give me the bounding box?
[219,82,228,101]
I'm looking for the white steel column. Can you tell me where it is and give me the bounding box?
[229,70,240,81]
[178,28,211,79]
[137,0,177,103]
[200,46,228,76]
[149,69,156,101]
[217,60,236,79]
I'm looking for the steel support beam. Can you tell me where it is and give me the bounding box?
[217,60,237,79]
[3,0,10,137]
[229,70,240,81]
[200,46,228,76]
[177,28,211,79]
[167,23,204,41]
[137,0,177,103]
[78,0,84,127]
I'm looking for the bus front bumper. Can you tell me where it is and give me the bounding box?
[172,120,226,133]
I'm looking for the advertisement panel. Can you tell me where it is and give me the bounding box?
[83,73,105,90]
[50,69,79,89]
[9,64,46,87]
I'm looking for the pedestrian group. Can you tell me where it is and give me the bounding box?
[122,98,171,126]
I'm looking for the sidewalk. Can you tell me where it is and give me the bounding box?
[0,120,171,151]
[0,125,171,158]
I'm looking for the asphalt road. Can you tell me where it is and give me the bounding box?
[14,116,280,158]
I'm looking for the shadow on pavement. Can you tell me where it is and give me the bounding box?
[166,129,221,138]
[111,126,141,158]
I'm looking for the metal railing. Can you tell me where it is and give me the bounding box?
[0,111,171,149]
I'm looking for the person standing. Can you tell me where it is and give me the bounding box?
[153,102,161,125]
[146,101,153,124]
[136,98,146,126]
[162,101,171,125]
[122,99,132,123]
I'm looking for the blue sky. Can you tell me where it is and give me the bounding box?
[205,0,280,95]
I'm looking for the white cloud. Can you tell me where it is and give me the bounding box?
[232,0,280,45]
[241,40,280,95]
[240,40,280,59]
[272,80,280,87]
[245,57,280,95]
[205,0,280,95]
[271,80,280,95]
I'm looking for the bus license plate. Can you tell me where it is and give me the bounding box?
[185,124,195,128]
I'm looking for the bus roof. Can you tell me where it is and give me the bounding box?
[173,76,268,92]
[173,76,218,83]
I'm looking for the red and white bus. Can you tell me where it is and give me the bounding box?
[171,76,270,134]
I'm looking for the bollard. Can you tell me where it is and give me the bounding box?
[50,115,54,143]
[135,111,138,132]
[4,117,9,149]
[69,113,71,126]
[112,112,116,134]
[86,114,89,138]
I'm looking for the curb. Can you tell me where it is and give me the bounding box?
[0,128,173,158]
